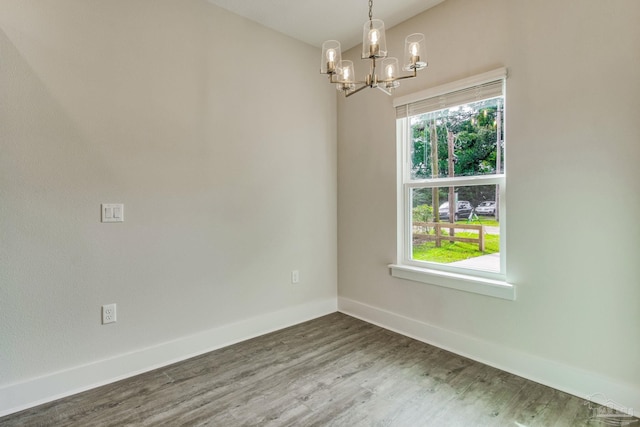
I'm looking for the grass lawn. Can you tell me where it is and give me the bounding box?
[456,217,499,227]
[412,231,499,264]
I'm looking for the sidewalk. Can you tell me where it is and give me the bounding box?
[449,253,500,272]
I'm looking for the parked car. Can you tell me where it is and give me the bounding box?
[439,201,473,221]
[475,201,496,216]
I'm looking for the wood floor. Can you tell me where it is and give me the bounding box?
[1,313,636,426]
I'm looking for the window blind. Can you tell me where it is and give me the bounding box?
[395,79,504,119]
[393,68,507,119]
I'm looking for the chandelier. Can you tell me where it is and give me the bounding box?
[320,0,427,97]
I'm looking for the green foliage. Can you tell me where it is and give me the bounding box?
[409,98,504,211]
[410,99,504,181]
[412,204,433,222]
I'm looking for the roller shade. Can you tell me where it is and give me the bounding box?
[394,67,506,119]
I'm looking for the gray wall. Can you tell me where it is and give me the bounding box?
[0,0,337,408]
[338,0,640,406]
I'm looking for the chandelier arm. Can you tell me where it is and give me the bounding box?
[328,75,369,85]
[387,73,418,82]
[377,86,392,96]
[377,67,418,84]
[345,84,370,97]
[393,75,416,82]
[328,74,369,86]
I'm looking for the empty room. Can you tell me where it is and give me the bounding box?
[1,0,639,425]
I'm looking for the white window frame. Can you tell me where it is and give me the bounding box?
[389,68,515,300]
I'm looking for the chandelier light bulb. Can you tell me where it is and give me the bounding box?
[403,33,426,71]
[337,60,355,91]
[381,57,400,90]
[326,49,336,72]
[386,64,395,78]
[369,29,379,44]
[368,28,381,57]
[321,40,341,74]
[410,42,420,56]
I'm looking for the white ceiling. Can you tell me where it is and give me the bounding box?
[207,0,445,50]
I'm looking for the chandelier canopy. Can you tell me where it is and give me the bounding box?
[320,0,427,97]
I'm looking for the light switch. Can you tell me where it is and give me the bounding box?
[102,204,124,223]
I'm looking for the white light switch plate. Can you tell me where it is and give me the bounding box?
[101,204,124,222]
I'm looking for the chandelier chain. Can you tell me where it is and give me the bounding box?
[368,0,373,21]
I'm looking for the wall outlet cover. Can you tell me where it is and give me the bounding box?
[102,304,117,324]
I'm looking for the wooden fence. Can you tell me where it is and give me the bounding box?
[413,222,485,251]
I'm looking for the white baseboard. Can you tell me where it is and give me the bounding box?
[338,296,639,416]
[0,298,337,418]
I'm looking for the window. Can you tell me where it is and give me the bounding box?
[390,68,514,300]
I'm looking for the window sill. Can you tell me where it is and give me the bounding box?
[388,264,515,300]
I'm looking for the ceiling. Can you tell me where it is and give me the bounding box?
[207,0,445,50]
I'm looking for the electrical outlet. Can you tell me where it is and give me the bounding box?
[291,270,300,284]
[102,303,117,324]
